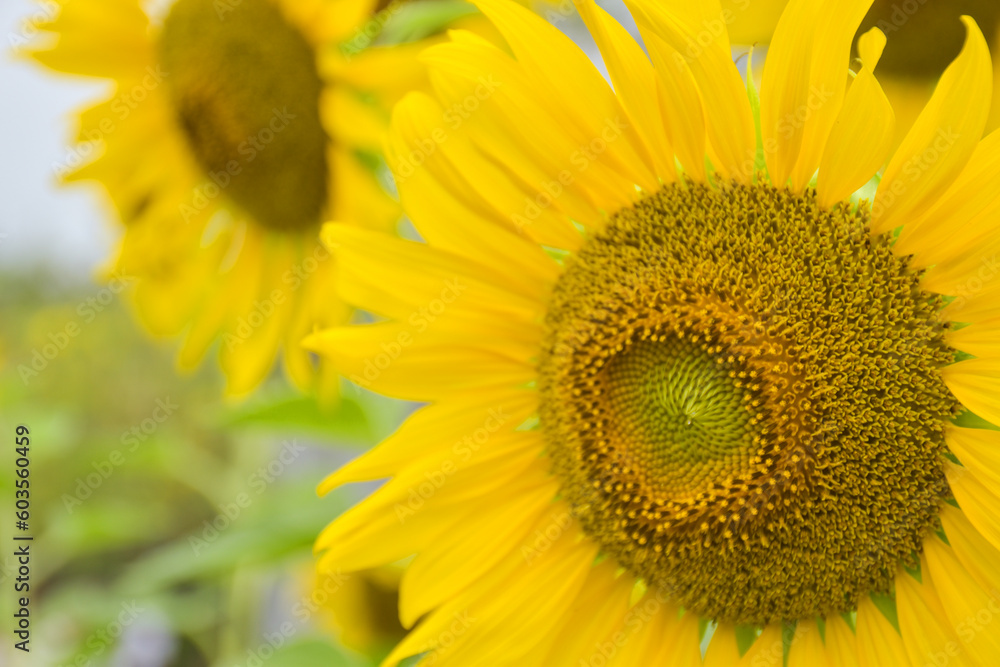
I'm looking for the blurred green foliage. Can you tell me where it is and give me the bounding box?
[0,271,409,666]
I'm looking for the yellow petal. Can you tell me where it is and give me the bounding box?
[948,460,1000,553]
[825,613,860,667]
[317,453,549,573]
[28,0,152,79]
[739,623,785,666]
[535,561,634,667]
[419,34,629,226]
[399,478,557,626]
[473,0,658,193]
[897,130,1000,271]
[320,387,538,490]
[658,609,704,667]
[856,596,909,667]
[945,320,1000,359]
[942,358,1000,429]
[623,0,756,182]
[178,223,263,371]
[574,0,676,183]
[322,224,546,322]
[385,91,578,272]
[785,0,874,192]
[787,619,829,667]
[817,28,895,207]
[940,282,1000,325]
[304,322,536,402]
[387,509,597,665]
[219,236,298,396]
[317,498,465,576]
[939,503,1000,596]
[896,567,973,667]
[602,596,668,665]
[612,604,701,667]
[923,538,1000,665]
[623,4,707,182]
[724,0,788,45]
[704,623,741,667]
[323,39,432,105]
[328,146,399,234]
[871,17,992,235]
[322,85,387,150]
[946,426,1000,499]
[759,0,832,186]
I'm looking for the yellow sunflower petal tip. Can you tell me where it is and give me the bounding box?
[858,27,887,69]
[317,471,342,498]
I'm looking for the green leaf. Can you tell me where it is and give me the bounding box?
[734,624,761,657]
[119,485,350,593]
[377,0,478,45]
[263,638,363,667]
[869,591,900,632]
[954,409,1000,431]
[222,393,376,446]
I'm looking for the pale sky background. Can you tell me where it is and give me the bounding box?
[0,0,120,287]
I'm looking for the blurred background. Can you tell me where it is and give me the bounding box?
[0,0,421,662]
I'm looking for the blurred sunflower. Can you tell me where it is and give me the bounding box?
[307,0,1000,663]
[313,565,408,660]
[28,0,487,398]
[726,0,1000,144]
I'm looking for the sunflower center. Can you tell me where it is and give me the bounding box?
[159,0,328,232]
[539,182,958,625]
[857,0,1000,79]
[604,338,757,498]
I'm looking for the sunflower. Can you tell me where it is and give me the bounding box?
[314,565,408,660]
[28,0,484,398]
[308,0,1000,663]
